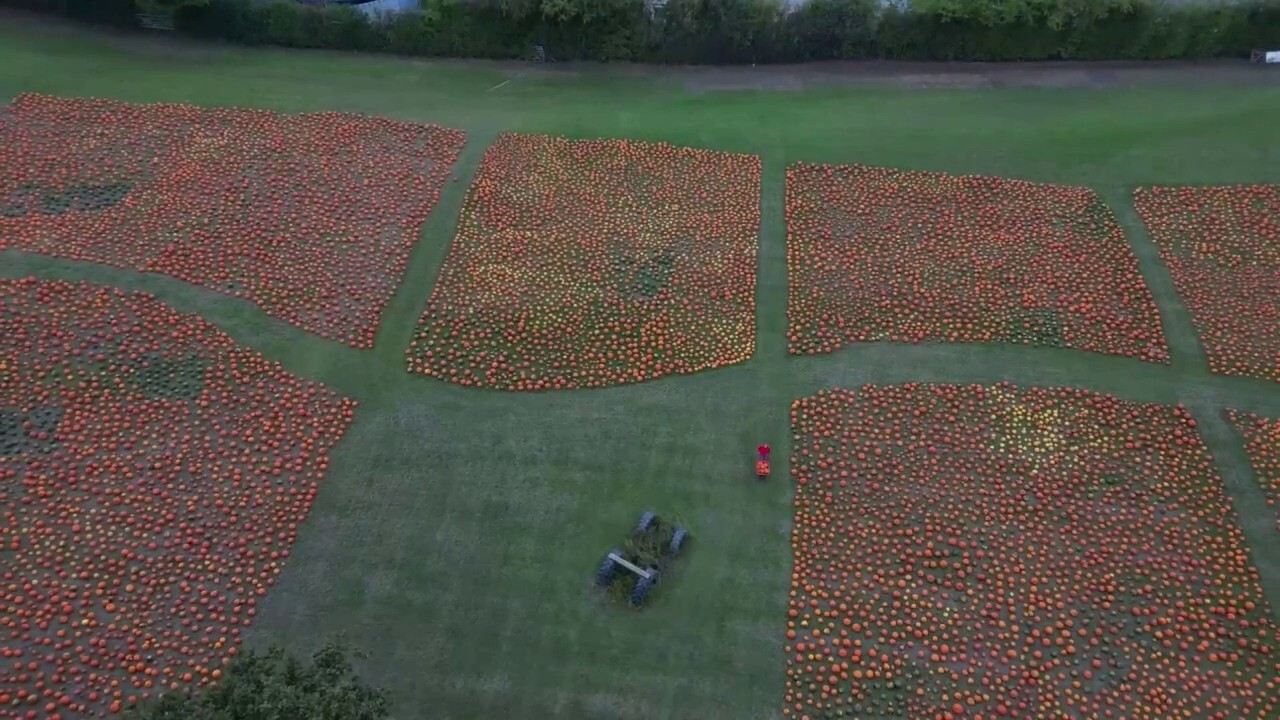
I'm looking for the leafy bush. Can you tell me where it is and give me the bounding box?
[260,0,307,46]
[129,640,390,720]
[172,0,260,41]
[787,0,881,61]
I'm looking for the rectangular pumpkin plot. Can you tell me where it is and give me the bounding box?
[1227,409,1280,534]
[0,93,467,347]
[1135,184,1280,382]
[2,276,357,716]
[407,133,760,391]
[785,164,1168,361]
[784,384,1279,720]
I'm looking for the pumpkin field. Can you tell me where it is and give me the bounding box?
[0,93,465,348]
[2,278,356,717]
[2,15,1280,720]
[787,385,1278,719]
[407,133,760,390]
[1135,184,1280,383]
[785,165,1167,361]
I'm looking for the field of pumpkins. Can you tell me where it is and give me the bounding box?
[3,89,1279,720]
[1,278,355,717]
[784,384,1279,720]
[784,164,1169,361]
[405,133,760,391]
[0,93,465,348]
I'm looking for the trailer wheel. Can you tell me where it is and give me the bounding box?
[669,527,688,555]
[636,511,657,533]
[631,569,661,607]
[595,549,622,587]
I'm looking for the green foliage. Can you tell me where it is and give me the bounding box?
[654,0,791,63]
[261,0,307,46]
[14,0,1280,62]
[236,1,376,50]
[137,0,209,12]
[787,0,881,60]
[1,0,140,26]
[129,640,390,720]
[171,0,259,41]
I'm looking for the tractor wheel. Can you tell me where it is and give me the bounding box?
[669,527,688,555]
[631,569,661,607]
[595,549,622,587]
[636,511,657,533]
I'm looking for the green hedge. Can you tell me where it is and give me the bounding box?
[7,0,1280,64]
[2,0,138,25]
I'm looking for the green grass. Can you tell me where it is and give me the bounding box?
[3,15,1280,720]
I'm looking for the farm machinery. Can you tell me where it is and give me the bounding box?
[594,511,688,608]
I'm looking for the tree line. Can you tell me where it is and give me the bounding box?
[8,0,1280,64]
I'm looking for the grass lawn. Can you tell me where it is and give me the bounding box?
[3,14,1280,720]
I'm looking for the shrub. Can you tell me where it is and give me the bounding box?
[129,641,390,720]
[787,0,881,61]
[172,0,261,42]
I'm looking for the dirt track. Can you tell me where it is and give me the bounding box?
[713,59,1278,90]
[529,58,1280,92]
